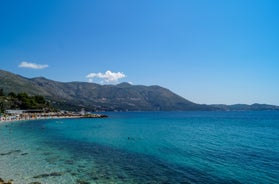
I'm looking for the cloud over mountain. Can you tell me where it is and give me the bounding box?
[86,70,126,83]
[18,61,48,69]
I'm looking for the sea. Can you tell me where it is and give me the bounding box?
[0,111,278,184]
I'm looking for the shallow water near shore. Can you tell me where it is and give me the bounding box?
[0,111,279,183]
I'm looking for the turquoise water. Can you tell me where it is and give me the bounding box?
[0,111,279,183]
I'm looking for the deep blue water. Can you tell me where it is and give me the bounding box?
[0,111,279,183]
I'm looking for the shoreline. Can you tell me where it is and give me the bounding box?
[0,112,108,184]
[0,112,108,125]
[0,115,76,125]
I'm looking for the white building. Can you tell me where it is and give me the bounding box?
[5,109,44,115]
[5,110,25,115]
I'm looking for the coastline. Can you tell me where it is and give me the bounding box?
[0,111,108,184]
[0,112,108,125]
[0,115,75,125]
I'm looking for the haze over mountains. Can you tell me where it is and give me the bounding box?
[0,69,278,111]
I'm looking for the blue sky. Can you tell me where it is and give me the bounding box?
[1,0,279,105]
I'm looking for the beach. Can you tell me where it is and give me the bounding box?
[0,111,108,124]
[0,112,107,184]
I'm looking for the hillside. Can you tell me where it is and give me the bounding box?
[0,69,212,111]
[1,69,278,111]
[0,91,53,113]
[211,103,279,111]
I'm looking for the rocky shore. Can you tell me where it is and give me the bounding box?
[0,111,108,123]
[0,111,108,184]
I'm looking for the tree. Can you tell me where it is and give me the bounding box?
[8,92,16,98]
[34,95,46,104]
[0,89,3,96]
[0,102,4,113]
[17,93,28,100]
[0,91,52,111]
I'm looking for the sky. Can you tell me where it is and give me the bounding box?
[0,0,279,105]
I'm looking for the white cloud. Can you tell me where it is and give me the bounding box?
[86,70,126,83]
[18,61,48,69]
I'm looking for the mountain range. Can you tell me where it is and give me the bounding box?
[0,69,278,111]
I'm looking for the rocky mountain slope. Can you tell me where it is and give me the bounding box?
[0,69,212,111]
[1,69,278,111]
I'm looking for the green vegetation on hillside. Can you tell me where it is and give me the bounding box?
[1,69,278,111]
[0,69,212,111]
[0,89,54,113]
